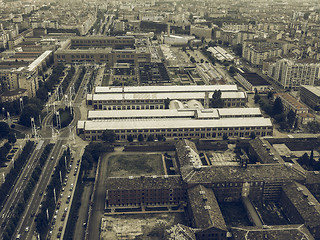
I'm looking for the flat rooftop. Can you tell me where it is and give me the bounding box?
[301,85,320,97]
[94,85,239,94]
[239,72,271,86]
[80,117,272,131]
[90,91,246,101]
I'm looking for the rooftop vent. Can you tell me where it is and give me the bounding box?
[129,176,133,179]
[199,191,205,195]
[297,187,303,192]
[204,205,211,210]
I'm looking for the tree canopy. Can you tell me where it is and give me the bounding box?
[0,122,10,139]
[210,90,224,108]
[101,130,116,143]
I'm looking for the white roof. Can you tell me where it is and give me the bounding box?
[27,50,52,72]
[218,108,262,116]
[91,91,246,101]
[94,85,238,94]
[301,85,320,97]
[87,109,195,119]
[83,117,272,131]
[196,109,219,119]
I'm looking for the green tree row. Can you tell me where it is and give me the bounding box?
[36,148,71,237]
[0,141,34,207]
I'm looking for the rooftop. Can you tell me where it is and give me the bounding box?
[231,224,314,240]
[249,138,284,164]
[188,185,227,231]
[239,72,271,86]
[301,85,320,97]
[184,164,305,184]
[27,50,52,72]
[90,91,246,101]
[94,85,239,94]
[275,93,308,110]
[106,175,183,191]
[81,117,273,131]
[281,182,320,229]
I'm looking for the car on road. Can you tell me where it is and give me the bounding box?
[39,191,43,196]
[51,156,54,160]
[57,232,61,238]
[25,226,29,232]
[59,226,63,231]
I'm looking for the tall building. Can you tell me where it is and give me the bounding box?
[268,58,320,89]
[242,39,288,67]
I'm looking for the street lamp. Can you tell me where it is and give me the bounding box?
[19,97,24,113]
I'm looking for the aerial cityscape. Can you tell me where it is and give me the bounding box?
[1,0,320,239]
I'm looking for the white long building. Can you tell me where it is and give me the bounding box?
[78,108,272,141]
[87,85,247,110]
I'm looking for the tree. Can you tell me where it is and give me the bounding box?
[232,44,242,57]
[228,66,236,75]
[7,132,16,144]
[223,133,228,140]
[254,93,261,104]
[250,132,256,139]
[101,130,116,143]
[287,110,296,128]
[267,91,274,99]
[127,135,133,142]
[164,98,170,109]
[0,122,10,138]
[138,134,144,142]
[147,135,154,141]
[307,121,320,133]
[19,104,41,127]
[310,149,314,165]
[210,90,224,108]
[273,97,284,116]
[298,152,309,166]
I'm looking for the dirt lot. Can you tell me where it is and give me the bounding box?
[100,213,186,240]
[106,153,165,177]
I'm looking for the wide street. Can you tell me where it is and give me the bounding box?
[0,63,91,240]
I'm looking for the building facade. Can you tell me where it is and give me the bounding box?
[268,58,320,89]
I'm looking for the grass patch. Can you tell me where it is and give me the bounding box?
[107,154,164,177]
[101,74,110,86]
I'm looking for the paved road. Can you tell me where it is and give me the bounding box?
[15,139,67,240]
[0,139,48,239]
[87,151,111,240]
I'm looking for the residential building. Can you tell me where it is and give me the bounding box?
[190,25,213,40]
[187,185,227,240]
[54,36,151,66]
[280,182,320,239]
[268,58,320,89]
[106,175,186,208]
[300,85,320,110]
[0,50,53,99]
[274,92,314,125]
[242,39,287,67]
